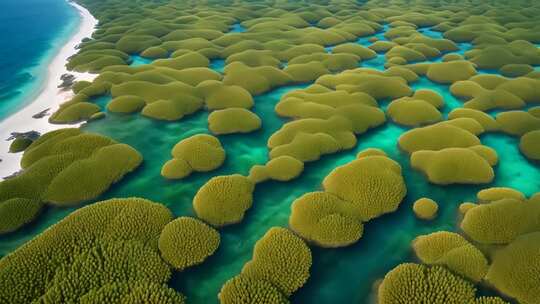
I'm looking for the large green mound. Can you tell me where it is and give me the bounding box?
[219,227,311,302]
[0,129,141,234]
[161,134,225,179]
[193,174,255,227]
[0,198,184,303]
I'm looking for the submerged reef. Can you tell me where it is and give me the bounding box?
[2,0,540,303]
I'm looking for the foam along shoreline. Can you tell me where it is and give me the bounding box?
[0,1,98,180]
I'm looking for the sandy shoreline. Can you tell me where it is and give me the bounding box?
[0,1,98,180]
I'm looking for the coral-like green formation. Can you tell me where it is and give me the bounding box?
[496,111,540,136]
[107,95,146,113]
[193,174,255,227]
[161,134,225,179]
[197,81,254,110]
[208,108,262,135]
[412,198,438,220]
[399,124,480,154]
[0,198,185,303]
[426,61,477,84]
[477,187,525,203]
[520,130,540,161]
[322,155,407,222]
[158,217,220,271]
[241,227,312,296]
[486,232,540,304]
[248,156,304,183]
[411,147,496,185]
[0,198,43,234]
[0,129,141,233]
[459,202,478,215]
[499,64,534,78]
[289,192,363,248]
[9,137,33,153]
[461,196,540,245]
[219,276,289,304]
[450,76,540,112]
[387,98,442,127]
[356,148,387,158]
[50,101,101,124]
[378,264,477,304]
[412,231,488,282]
[219,227,311,302]
[448,108,499,132]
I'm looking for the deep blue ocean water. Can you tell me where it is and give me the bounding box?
[0,0,78,122]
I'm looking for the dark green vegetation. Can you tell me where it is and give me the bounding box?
[0,129,141,234]
[2,0,540,303]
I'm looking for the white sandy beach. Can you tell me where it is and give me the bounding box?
[0,1,98,180]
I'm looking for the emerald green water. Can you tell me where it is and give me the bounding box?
[1,21,539,304]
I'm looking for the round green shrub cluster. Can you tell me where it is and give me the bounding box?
[208,108,262,135]
[378,263,477,304]
[158,217,220,271]
[322,155,407,221]
[412,231,489,282]
[9,137,33,153]
[197,80,254,110]
[219,275,289,304]
[412,198,438,220]
[0,198,43,234]
[410,147,495,185]
[520,130,540,161]
[161,134,225,179]
[0,129,142,233]
[289,192,363,248]
[486,232,540,304]
[461,197,540,245]
[477,187,525,203]
[399,123,480,154]
[248,156,304,183]
[193,174,255,227]
[219,227,311,303]
[448,108,500,132]
[426,61,477,84]
[241,227,312,296]
[107,95,146,113]
[387,98,442,127]
[0,198,184,303]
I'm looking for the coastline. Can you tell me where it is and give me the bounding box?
[0,1,98,180]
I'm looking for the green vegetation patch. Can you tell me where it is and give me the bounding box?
[0,198,184,303]
[158,217,220,271]
[161,134,225,179]
[208,108,262,135]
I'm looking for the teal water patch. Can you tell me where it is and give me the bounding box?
[209,59,225,73]
[0,0,79,121]
[130,55,153,66]
[229,23,246,33]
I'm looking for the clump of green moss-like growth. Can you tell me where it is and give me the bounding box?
[0,198,43,234]
[378,263,499,304]
[9,137,33,153]
[197,80,254,110]
[411,147,495,185]
[219,275,289,304]
[496,111,540,136]
[520,130,540,161]
[412,231,488,282]
[208,108,262,135]
[248,156,304,184]
[0,198,185,303]
[486,231,540,304]
[0,129,142,230]
[107,95,146,113]
[289,191,363,248]
[193,174,255,227]
[426,61,477,84]
[398,123,480,154]
[50,100,101,124]
[477,187,525,203]
[161,134,225,179]
[158,217,220,271]
[448,108,499,132]
[322,155,407,222]
[412,198,438,220]
[219,227,311,302]
[461,196,540,245]
[387,98,442,127]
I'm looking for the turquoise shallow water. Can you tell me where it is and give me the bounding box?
[0,0,79,121]
[1,17,539,304]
